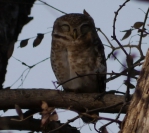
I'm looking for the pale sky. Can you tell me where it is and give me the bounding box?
[2,0,149,133]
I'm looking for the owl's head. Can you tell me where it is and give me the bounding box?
[52,12,97,41]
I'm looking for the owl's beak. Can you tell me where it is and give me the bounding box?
[73,29,77,40]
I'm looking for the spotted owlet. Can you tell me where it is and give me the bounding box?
[51,11,106,123]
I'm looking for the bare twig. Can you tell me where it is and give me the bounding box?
[97,28,113,48]
[11,57,50,87]
[47,115,80,133]
[38,0,67,14]
[111,0,130,56]
[97,28,126,68]
[47,101,124,133]
[17,31,51,46]
[99,102,129,131]
[87,102,124,114]
[106,62,143,82]
[138,8,149,57]
[11,68,29,87]
[56,72,138,89]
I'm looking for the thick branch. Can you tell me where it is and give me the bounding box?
[0,89,127,113]
[0,116,41,131]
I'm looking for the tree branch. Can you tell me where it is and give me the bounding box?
[0,116,80,133]
[0,116,41,131]
[0,89,127,114]
[111,0,130,56]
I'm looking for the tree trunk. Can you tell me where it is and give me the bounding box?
[120,49,149,133]
[0,0,35,89]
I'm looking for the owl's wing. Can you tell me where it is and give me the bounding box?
[94,37,107,93]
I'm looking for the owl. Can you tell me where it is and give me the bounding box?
[51,11,106,123]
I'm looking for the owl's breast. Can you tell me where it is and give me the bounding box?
[51,38,105,93]
[51,39,70,86]
[63,45,101,92]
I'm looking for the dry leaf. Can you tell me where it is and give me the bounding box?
[101,127,109,133]
[33,33,44,47]
[124,80,135,89]
[41,113,49,126]
[41,101,58,126]
[49,111,58,121]
[121,29,132,40]
[142,34,148,37]
[41,110,58,126]
[15,104,23,120]
[47,107,55,113]
[41,101,49,110]
[20,39,29,48]
[133,22,144,29]
[130,69,140,77]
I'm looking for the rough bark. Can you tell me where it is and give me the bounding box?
[120,49,149,133]
[0,0,35,89]
[0,89,127,113]
[0,89,126,132]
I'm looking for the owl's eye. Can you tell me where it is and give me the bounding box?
[61,24,70,32]
[81,24,90,34]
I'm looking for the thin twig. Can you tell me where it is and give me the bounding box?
[99,102,129,131]
[32,57,50,67]
[97,28,113,48]
[56,72,137,89]
[17,31,51,42]
[47,102,124,133]
[97,28,126,68]
[47,116,80,133]
[111,0,130,56]
[87,102,124,114]
[38,0,67,15]
[11,68,29,87]
[18,69,31,88]
[11,57,50,87]
[106,62,143,82]
[138,8,149,57]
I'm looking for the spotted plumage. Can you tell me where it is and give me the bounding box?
[50,12,106,123]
